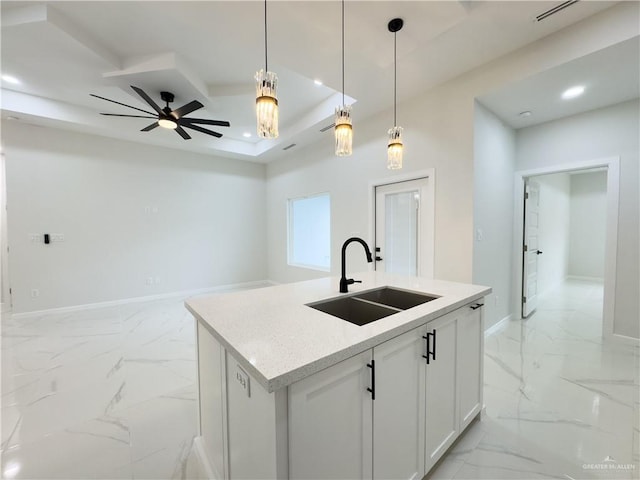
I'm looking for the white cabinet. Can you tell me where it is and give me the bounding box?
[288,300,484,480]
[373,326,426,480]
[196,298,484,480]
[423,312,459,472]
[457,305,483,430]
[289,349,373,479]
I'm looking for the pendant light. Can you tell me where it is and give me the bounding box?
[387,18,404,170]
[334,0,352,156]
[255,0,278,138]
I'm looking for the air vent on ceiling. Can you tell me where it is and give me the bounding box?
[535,0,579,22]
[283,143,297,151]
[319,123,335,133]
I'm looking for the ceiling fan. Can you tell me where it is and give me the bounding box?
[90,86,230,140]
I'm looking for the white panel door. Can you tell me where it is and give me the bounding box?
[456,305,483,431]
[375,178,434,278]
[373,326,426,480]
[522,181,541,317]
[289,350,373,479]
[424,313,458,472]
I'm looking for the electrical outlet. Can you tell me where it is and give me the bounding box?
[151,207,158,214]
[29,234,41,243]
[146,277,153,286]
[475,228,484,242]
[30,289,39,298]
[154,277,160,285]
[235,365,250,397]
[144,206,151,214]
[52,234,65,242]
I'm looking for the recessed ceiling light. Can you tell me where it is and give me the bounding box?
[1,74,20,85]
[313,79,323,86]
[562,85,585,100]
[518,111,532,118]
[243,132,252,138]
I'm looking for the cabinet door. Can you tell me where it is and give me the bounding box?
[289,350,373,479]
[457,305,483,431]
[373,326,426,480]
[424,313,458,472]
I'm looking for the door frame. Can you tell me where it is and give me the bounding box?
[1,151,11,313]
[512,157,619,340]
[369,169,436,278]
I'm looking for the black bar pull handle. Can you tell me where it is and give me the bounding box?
[431,329,436,361]
[422,329,436,364]
[422,334,430,364]
[366,360,375,400]
[470,303,484,310]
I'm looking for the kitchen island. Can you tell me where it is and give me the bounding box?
[186,272,491,480]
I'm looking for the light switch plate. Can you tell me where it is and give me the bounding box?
[235,365,250,398]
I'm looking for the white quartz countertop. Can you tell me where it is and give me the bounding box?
[185,272,491,393]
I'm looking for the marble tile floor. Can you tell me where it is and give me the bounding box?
[429,278,639,480]
[1,278,638,479]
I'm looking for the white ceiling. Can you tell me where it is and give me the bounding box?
[0,1,623,162]
[479,37,640,129]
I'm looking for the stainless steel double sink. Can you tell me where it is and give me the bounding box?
[306,286,439,326]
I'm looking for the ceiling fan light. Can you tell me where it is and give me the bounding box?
[158,118,177,129]
[387,126,403,170]
[255,69,279,138]
[335,105,353,156]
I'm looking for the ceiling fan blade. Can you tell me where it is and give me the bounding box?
[100,113,157,119]
[130,86,164,115]
[181,123,223,138]
[179,118,230,127]
[141,122,159,132]
[175,126,192,140]
[90,94,156,116]
[171,100,203,119]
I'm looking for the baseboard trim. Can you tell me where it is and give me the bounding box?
[607,332,640,346]
[566,275,605,283]
[484,314,512,338]
[193,436,218,480]
[10,280,271,320]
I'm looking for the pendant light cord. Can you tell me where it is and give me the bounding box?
[264,0,268,72]
[341,0,345,106]
[393,30,397,126]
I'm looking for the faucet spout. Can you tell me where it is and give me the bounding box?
[340,237,373,293]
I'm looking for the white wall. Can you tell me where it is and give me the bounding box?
[530,173,571,295]
[267,82,476,286]
[266,3,638,332]
[516,100,639,339]
[473,103,515,330]
[3,123,267,313]
[569,171,607,279]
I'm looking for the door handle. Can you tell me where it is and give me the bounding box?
[375,256,383,261]
[536,250,543,255]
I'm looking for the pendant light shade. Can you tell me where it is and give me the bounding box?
[335,105,352,156]
[387,18,404,170]
[256,0,278,138]
[334,0,352,156]
[256,69,278,138]
[387,126,403,170]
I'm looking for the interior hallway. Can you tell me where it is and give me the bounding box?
[1,279,638,479]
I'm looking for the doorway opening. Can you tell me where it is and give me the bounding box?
[371,172,435,278]
[514,157,619,338]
